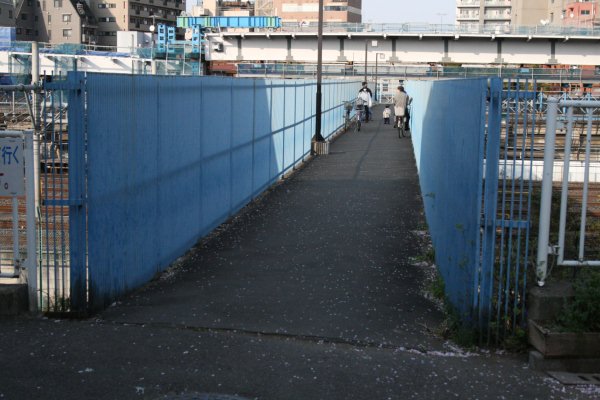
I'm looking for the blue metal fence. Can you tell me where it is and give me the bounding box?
[63,72,358,311]
[407,78,535,339]
[407,79,489,323]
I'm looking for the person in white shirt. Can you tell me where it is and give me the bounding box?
[383,105,391,125]
[357,82,373,122]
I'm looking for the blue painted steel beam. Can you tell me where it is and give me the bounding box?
[494,219,531,229]
[177,16,281,29]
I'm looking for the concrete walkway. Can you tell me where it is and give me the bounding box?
[0,106,597,400]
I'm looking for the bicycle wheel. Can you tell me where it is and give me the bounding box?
[397,117,405,138]
[357,115,361,131]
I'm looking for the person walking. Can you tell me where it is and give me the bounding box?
[383,105,391,125]
[358,82,373,122]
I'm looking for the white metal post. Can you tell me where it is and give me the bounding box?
[536,97,559,286]
[557,106,574,265]
[24,131,37,312]
[11,194,19,272]
[31,42,40,210]
[579,107,593,261]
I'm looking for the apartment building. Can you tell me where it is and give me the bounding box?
[511,0,548,26]
[17,0,99,45]
[199,0,361,23]
[456,0,546,31]
[200,0,254,16]
[456,0,598,30]
[14,0,184,47]
[0,0,15,27]
[549,0,598,27]
[272,0,361,23]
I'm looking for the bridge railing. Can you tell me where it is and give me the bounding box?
[237,63,600,82]
[39,73,361,313]
[537,99,600,285]
[280,22,600,37]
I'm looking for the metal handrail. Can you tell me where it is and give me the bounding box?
[537,99,600,286]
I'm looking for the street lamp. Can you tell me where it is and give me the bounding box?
[436,13,447,32]
[364,39,377,87]
[364,39,368,83]
[314,0,325,143]
[374,53,384,102]
[149,15,156,57]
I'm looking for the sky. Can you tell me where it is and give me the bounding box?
[362,0,456,25]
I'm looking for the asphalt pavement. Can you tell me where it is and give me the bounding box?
[1,106,598,400]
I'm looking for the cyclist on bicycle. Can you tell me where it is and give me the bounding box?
[393,86,410,134]
[358,82,372,122]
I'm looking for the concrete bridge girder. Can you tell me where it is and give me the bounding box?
[207,32,600,66]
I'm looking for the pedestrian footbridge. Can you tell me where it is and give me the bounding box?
[0,74,599,348]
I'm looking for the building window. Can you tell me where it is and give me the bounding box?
[62,14,71,22]
[26,29,33,35]
[34,15,38,21]
[48,14,51,23]
[324,6,347,11]
[27,0,32,6]
[16,28,21,34]
[42,0,45,10]
[21,13,27,20]
[8,10,12,18]
[99,16,116,22]
[35,30,38,35]
[63,28,72,37]
[582,10,591,16]
[48,30,51,39]
[54,0,62,7]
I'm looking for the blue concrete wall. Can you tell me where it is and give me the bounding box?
[406,79,488,321]
[83,74,359,309]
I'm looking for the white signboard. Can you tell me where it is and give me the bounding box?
[0,136,24,196]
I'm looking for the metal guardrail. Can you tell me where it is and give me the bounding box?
[279,22,600,37]
[2,20,600,60]
[236,63,600,82]
[537,99,600,285]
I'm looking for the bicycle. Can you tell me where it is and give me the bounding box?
[396,115,405,138]
[355,105,365,132]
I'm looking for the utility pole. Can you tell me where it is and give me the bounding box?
[314,0,325,143]
[364,40,368,83]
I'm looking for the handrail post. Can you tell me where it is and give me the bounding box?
[536,97,559,286]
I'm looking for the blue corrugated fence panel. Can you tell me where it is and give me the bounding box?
[81,73,356,310]
[156,76,204,265]
[305,81,316,145]
[86,74,160,308]
[406,79,488,322]
[231,79,256,210]
[283,81,297,171]
[294,81,307,163]
[270,79,286,177]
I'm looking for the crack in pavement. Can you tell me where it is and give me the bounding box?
[95,318,475,358]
